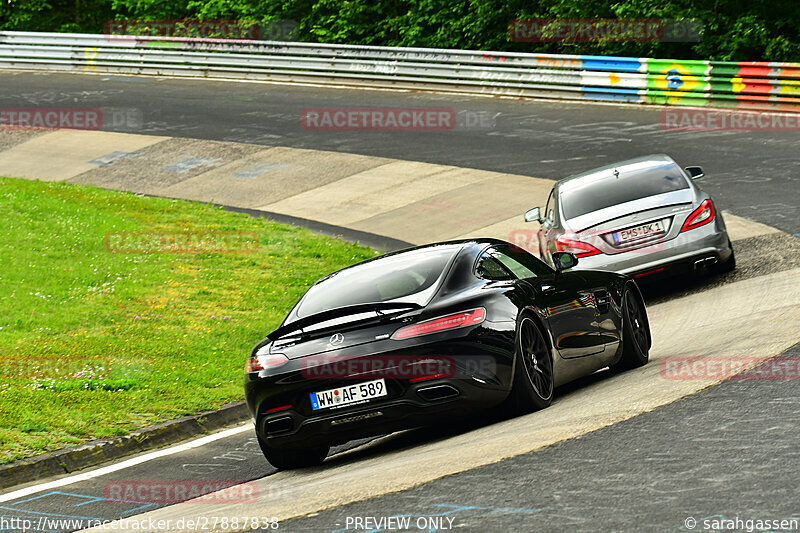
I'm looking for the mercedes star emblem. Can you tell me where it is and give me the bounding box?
[329,333,345,345]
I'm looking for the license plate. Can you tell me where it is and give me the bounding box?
[612,220,666,244]
[309,379,387,411]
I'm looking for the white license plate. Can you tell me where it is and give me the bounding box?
[612,220,666,244]
[310,379,387,411]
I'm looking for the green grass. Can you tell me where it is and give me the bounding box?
[0,177,378,464]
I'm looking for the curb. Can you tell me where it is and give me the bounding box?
[219,205,415,253]
[137,193,416,253]
[0,402,250,492]
[0,200,412,494]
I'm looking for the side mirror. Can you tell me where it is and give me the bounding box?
[524,207,542,223]
[552,252,578,272]
[684,166,704,180]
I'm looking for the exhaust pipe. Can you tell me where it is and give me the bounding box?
[416,384,460,402]
[265,416,293,435]
[693,257,717,271]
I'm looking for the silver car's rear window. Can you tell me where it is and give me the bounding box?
[560,163,690,220]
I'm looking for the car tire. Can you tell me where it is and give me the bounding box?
[611,288,650,372]
[717,239,736,274]
[257,435,329,470]
[504,315,554,415]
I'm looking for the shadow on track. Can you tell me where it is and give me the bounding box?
[311,365,620,470]
[293,232,800,471]
[638,232,800,305]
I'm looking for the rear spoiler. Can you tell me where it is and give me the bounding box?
[267,302,421,341]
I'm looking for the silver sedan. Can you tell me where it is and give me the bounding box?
[524,154,735,281]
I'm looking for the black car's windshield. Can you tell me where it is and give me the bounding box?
[294,245,459,317]
[560,163,690,220]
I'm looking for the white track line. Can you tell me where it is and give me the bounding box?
[0,424,252,503]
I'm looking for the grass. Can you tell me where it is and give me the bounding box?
[0,177,378,464]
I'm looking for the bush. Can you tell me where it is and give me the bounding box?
[1,1,798,71]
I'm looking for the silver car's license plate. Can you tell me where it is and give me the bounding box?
[612,220,666,244]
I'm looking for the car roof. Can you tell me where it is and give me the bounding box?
[557,154,679,191]
[370,238,506,261]
[314,238,506,282]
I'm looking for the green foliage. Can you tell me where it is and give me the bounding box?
[0,1,798,72]
[0,177,377,463]
[0,0,113,33]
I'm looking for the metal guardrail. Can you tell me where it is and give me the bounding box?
[1,31,799,111]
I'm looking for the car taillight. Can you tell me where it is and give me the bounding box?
[391,308,486,340]
[681,199,715,232]
[245,352,289,372]
[264,404,292,414]
[409,373,449,382]
[556,237,602,258]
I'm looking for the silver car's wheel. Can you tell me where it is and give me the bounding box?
[717,239,736,274]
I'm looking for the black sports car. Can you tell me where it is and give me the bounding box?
[244,239,651,469]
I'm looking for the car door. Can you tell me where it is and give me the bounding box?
[491,244,605,359]
[539,187,559,266]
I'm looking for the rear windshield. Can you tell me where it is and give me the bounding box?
[560,163,689,220]
[294,245,458,317]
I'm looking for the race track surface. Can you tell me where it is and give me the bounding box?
[0,70,798,533]
[0,70,798,235]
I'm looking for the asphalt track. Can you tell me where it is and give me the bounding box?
[1,70,798,235]
[75,265,798,532]
[0,434,380,532]
[278,341,800,533]
[0,70,799,533]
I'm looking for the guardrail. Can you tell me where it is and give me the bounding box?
[1,31,799,112]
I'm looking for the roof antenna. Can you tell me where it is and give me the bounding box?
[613,168,620,179]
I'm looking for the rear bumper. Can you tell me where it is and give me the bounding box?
[625,248,726,281]
[251,377,508,449]
[244,333,516,449]
[574,222,732,277]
